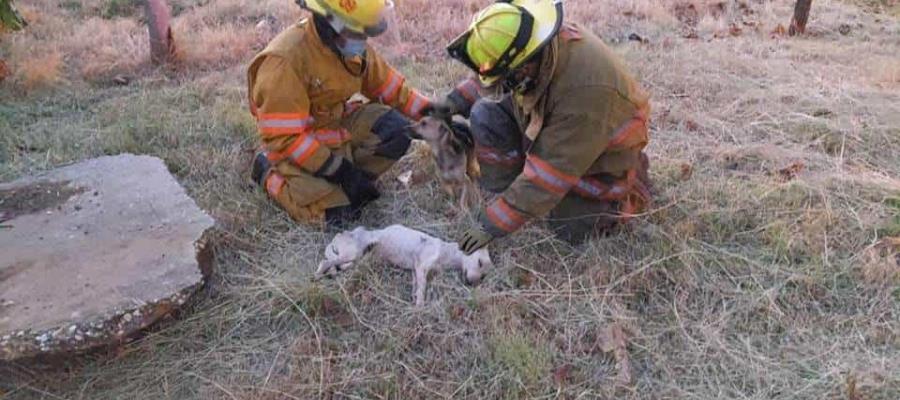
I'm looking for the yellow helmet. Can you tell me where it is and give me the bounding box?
[297,0,393,37]
[448,0,563,86]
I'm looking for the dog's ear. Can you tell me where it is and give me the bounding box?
[444,130,466,155]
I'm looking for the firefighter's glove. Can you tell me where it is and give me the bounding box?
[423,96,461,123]
[321,157,380,212]
[459,224,495,255]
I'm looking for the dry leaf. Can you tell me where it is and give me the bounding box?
[771,24,787,37]
[685,119,700,132]
[847,373,861,400]
[776,161,805,182]
[679,163,694,181]
[599,323,633,385]
[552,364,572,386]
[0,60,10,82]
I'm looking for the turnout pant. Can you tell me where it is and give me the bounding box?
[262,103,411,224]
[470,96,652,244]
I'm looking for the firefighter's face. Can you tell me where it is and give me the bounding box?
[503,59,541,93]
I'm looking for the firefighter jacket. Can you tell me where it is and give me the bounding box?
[247,19,431,175]
[449,24,652,237]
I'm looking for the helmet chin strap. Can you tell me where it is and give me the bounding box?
[501,49,544,94]
[504,75,536,94]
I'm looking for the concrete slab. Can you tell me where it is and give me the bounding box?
[0,154,214,360]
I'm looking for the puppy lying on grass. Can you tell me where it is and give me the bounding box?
[408,116,481,210]
[315,225,493,306]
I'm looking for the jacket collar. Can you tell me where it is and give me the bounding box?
[304,19,365,74]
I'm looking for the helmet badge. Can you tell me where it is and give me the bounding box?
[339,0,357,12]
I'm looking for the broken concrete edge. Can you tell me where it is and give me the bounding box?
[0,231,215,361]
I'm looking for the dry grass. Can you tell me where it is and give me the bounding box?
[1,0,899,399]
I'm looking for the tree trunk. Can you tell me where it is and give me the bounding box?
[789,0,813,36]
[0,59,10,82]
[144,0,176,64]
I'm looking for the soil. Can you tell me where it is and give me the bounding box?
[0,181,85,223]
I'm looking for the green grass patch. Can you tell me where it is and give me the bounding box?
[489,333,551,396]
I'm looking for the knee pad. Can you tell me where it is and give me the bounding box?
[469,99,521,151]
[371,109,413,160]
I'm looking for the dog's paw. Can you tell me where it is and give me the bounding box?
[314,262,334,278]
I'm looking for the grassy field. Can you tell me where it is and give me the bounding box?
[1,0,899,398]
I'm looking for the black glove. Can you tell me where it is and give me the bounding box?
[459,224,495,255]
[318,157,380,212]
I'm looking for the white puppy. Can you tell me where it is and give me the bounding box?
[315,225,493,306]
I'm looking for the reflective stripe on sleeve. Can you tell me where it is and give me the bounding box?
[265,134,322,166]
[257,113,314,136]
[475,145,523,166]
[523,155,579,196]
[403,91,430,119]
[313,129,351,145]
[456,79,481,104]
[607,108,648,149]
[486,198,526,233]
[572,170,636,201]
[374,69,405,104]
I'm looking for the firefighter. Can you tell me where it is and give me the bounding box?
[434,0,653,253]
[248,0,432,226]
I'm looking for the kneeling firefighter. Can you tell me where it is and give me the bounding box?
[434,0,654,252]
[248,0,432,226]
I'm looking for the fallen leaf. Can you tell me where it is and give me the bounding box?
[552,364,573,386]
[447,304,466,321]
[0,60,10,82]
[679,163,694,181]
[771,24,787,37]
[513,268,535,288]
[776,161,805,182]
[847,373,861,400]
[598,323,633,386]
[685,119,700,132]
[882,237,900,250]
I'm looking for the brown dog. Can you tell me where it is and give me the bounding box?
[409,117,481,210]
